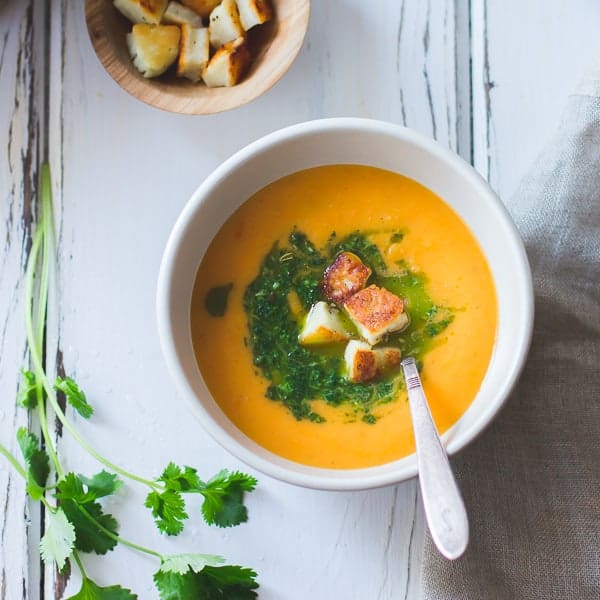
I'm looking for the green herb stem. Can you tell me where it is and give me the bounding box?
[34,166,63,476]
[24,170,160,492]
[40,495,55,512]
[72,549,87,578]
[0,442,27,479]
[77,504,163,560]
[24,224,62,475]
[0,443,58,505]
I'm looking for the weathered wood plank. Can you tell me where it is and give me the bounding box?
[472,0,600,200]
[0,2,46,599]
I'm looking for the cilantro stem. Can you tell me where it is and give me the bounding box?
[0,442,27,479]
[23,167,160,491]
[40,495,54,512]
[33,166,63,478]
[77,504,163,560]
[0,444,58,503]
[24,226,62,476]
[72,549,87,578]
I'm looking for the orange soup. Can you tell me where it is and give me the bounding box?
[191,165,497,469]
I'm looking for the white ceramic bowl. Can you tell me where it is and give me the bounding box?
[157,118,534,491]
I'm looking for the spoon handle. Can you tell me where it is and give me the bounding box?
[401,357,469,560]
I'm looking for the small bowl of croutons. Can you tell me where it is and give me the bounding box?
[85,0,310,114]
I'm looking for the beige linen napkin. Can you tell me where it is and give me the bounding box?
[420,65,600,599]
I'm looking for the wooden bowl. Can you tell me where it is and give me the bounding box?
[85,0,310,114]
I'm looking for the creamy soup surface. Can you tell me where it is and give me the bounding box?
[191,165,497,469]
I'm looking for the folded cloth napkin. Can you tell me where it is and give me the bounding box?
[420,63,600,600]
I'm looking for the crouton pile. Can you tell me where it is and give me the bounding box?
[114,0,272,86]
[299,252,409,384]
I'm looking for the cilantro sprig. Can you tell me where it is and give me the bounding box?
[146,464,258,534]
[0,165,259,598]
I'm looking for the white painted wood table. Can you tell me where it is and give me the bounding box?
[1,1,599,598]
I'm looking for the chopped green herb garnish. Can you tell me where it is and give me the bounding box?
[244,230,455,422]
[205,283,234,317]
[330,230,386,271]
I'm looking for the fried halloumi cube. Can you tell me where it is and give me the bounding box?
[344,285,408,345]
[299,301,351,346]
[344,340,377,383]
[209,0,244,48]
[127,24,181,78]
[321,252,372,304]
[163,1,203,26]
[236,0,272,30]
[177,24,209,81]
[181,0,221,17]
[202,36,250,87]
[114,0,167,24]
[374,347,402,372]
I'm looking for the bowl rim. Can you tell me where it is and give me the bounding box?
[156,117,534,490]
[84,0,311,115]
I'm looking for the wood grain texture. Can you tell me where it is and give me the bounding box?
[472,0,600,201]
[85,0,310,114]
[0,2,46,599]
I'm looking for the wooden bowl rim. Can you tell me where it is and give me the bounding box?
[84,0,311,115]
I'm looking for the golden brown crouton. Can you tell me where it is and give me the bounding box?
[181,0,221,17]
[344,340,377,383]
[321,252,372,304]
[374,347,402,371]
[209,0,244,48]
[236,0,272,30]
[114,0,168,24]
[299,302,350,346]
[177,24,209,81]
[344,285,408,345]
[163,1,204,26]
[126,24,181,78]
[202,36,250,87]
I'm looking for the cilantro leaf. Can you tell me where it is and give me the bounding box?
[40,508,75,570]
[158,463,201,492]
[60,500,119,555]
[145,489,188,535]
[16,427,50,499]
[153,565,258,600]
[56,471,122,503]
[79,470,122,498]
[56,477,120,556]
[66,577,137,600]
[54,376,93,419]
[159,553,225,575]
[199,470,257,528]
[153,570,198,600]
[56,472,97,504]
[17,369,38,409]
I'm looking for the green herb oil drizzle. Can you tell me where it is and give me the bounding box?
[241,231,454,423]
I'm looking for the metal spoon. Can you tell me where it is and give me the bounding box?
[400,357,469,560]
